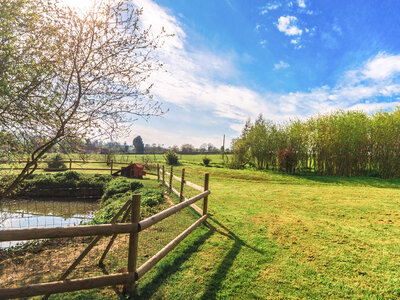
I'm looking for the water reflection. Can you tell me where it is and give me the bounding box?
[0,199,98,248]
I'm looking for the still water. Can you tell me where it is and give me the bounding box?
[0,199,98,248]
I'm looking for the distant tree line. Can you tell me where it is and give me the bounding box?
[231,108,400,178]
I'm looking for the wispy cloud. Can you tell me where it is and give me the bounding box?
[297,0,306,8]
[260,2,281,14]
[332,24,342,35]
[274,61,290,69]
[362,52,400,80]
[277,16,303,36]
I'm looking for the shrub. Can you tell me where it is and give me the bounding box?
[140,188,164,207]
[45,154,67,171]
[15,172,112,197]
[61,171,80,181]
[277,147,297,173]
[101,178,143,203]
[164,150,179,165]
[91,186,164,224]
[91,192,132,224]
[203,157,211,167]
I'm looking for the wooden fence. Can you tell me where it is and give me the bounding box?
[0,159,133,174]
[0,170,210,299]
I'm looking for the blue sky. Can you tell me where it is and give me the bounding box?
[127,0,400,148]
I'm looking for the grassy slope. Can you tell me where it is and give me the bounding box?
[3,155,400,298]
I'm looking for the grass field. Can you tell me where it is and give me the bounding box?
[2,155,400,298]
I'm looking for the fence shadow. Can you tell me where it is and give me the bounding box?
[99,264,126,299]
[199,216,265,300]
[133,214,267,299]
[135,227,214,299]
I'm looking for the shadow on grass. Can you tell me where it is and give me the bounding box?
[121,213,265,300]
[135,227,215,299]
[198,216,265,300]
[99,264,126,300]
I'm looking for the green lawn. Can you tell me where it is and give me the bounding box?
[138,165,400,299]
[3,155,400,298]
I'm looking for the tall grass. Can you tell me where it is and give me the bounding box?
[232,108,400,178]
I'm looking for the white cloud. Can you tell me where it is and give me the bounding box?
[297,0,306,8]
[132,0,186,51]
[362,53,400,80]
[260,2,281,14]
[347,102,399,113]
[274,61,290,70]
[277,16,303,36]
[131,0,400,142]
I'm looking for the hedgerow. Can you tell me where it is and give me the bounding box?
[232,108,400,178]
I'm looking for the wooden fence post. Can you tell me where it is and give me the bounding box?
[126,194,140,295]
[157,164,160,181]
[179,168,185,202]
[69,159,72,170]
[169,166,173,194]
[162,165,165,185]
[203,173,209,216]
[110,160,113,175]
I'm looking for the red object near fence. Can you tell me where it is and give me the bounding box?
[119,163,146,179]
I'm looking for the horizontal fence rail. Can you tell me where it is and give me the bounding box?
[0,273,134,299]
[0,223,139,242]
[137,214,207,279]
[0,169,210,299]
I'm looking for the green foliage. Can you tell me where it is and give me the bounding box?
[228,138,250,169]
[101,178,143,203]
[202,157,211,167]
[45,154,67,171]
[232,108,400,178]
[140,188,164,207]
[19,172,112,193]
[91,178,163,224]
[91,192,132,224]
[164,150,179,165]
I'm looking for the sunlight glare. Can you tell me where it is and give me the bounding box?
[60,0,96,15]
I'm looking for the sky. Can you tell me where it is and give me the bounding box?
[120,0,400,148]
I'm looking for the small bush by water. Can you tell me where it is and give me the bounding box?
[90,177,164,224]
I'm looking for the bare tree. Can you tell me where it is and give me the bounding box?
[0,0,167,198]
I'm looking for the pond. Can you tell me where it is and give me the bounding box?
[0,199,98,248]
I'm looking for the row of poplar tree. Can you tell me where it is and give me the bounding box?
[231,107,400,178]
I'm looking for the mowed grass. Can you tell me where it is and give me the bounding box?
[145,165,400,299]
[3,155,400,298]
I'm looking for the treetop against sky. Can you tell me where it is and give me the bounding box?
[66,0,400,147]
